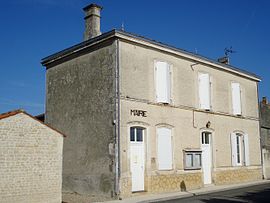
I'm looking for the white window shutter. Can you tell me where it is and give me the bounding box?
[198,73,210,110]
[230,133,237,166]
[167,67,171,103]
[157,128,172,170]
[155,61,170,103]
[244,134,250,166]
[231,82,242,115]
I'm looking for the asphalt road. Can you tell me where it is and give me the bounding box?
[154,183,270,203]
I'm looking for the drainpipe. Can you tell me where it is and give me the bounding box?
[114,38,121,197]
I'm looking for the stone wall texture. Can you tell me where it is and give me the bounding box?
[0,113,63,203]
[46,40,117,199]
[120,172,202,198]
[213,167,262,185]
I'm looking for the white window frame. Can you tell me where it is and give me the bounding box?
[231,82,242,115]
[130,126,144,143]
[198,72,211,110]
[231,132,250,167]
[157,127,173,170]
[183,150,202,170]
[155,61,171,104]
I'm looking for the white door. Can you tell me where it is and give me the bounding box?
[130,127,145,192]
[201,132,212,184]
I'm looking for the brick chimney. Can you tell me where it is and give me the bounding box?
[83,4,102,41]
[262,97,268,105]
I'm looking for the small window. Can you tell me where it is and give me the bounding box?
[136,128,143,142]
[130,127,144,142]
[130,127,135,141]
[184,150,202,170]
[202,132,211,144]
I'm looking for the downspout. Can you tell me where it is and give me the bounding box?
[257,82,264,179]
[114,38,121,197]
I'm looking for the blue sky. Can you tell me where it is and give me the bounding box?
[0,0,269,115]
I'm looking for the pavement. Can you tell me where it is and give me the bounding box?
[101,180,270,203]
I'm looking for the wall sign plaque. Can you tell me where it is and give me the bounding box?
[130,109,147,117]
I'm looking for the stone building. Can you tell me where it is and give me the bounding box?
[41,3,262,200]
[0,110,64,203]
[260,97,270,179]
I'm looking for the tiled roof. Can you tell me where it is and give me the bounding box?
[0,109,66,137]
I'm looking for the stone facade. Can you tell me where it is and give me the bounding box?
[118,40,262,197]
[0,111,63,203]
[41,6,262,200]
[45,41,117,199]
[213,167,262,185]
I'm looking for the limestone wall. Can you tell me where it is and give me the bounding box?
[0,113,63,203]
[213,167,262,185]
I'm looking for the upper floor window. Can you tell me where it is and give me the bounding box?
[155,61,171,104]
[231,132,249,166]
[157,127,173,170]
[231,82,242,115]
[198,72,211,110]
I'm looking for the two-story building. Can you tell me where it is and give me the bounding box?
[41,4,262,200]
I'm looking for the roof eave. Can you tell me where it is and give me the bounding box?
[41,29,261,82]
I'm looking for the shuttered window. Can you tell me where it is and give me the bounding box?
[155,61,171,103]
[231,133,249,166]
[157,127,173,170]
[198,73,211,110]
[231,82,242,115]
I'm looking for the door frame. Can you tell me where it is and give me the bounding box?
[128,125,147,192]
[200,129,214,185]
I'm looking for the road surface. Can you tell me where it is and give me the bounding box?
[155,183,270,203]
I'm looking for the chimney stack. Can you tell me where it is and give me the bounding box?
[83,4,102,41]
[262,97,268,105]
[218,56,229,65]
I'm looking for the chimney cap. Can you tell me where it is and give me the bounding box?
[83,3,102,11]
[262,96,268,105]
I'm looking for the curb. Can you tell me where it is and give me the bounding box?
[137,180,270,203]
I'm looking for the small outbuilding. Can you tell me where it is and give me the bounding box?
[261,97,270,179]
[0,110,64,203]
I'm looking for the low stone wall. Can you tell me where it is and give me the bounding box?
[148,172,202,193]
[213,167,262,185]
[120,172,202,198]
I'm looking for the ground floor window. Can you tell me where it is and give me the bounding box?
[231,132,249,166]
[184,150,202,170]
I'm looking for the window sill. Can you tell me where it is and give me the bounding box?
[184,167,201,171]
